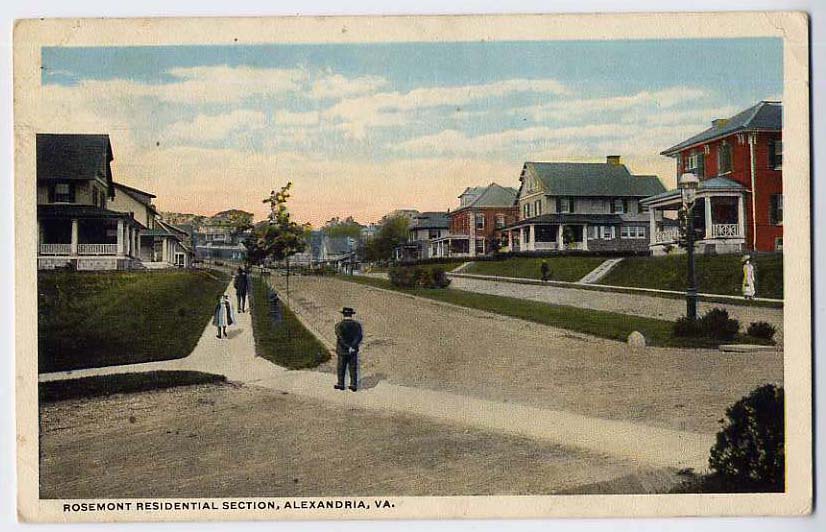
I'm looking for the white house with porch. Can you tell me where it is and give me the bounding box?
[640,177,747,255]
[503,157,666,253]
[36,134,144,270]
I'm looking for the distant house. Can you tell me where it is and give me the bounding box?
[395,211,450,261]
[194,219,247,262]
[36,134,144,270]
[431,183,518,258]
[109,182,193,268]
[503,157,666,252]
[644,101,783,255]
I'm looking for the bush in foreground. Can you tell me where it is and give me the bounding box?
[672,307,740,340]
[673,384,784,493]
[39,371,226,403]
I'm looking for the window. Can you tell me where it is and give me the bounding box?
[599,226,615,240]
[495,214,506,229]
[611,198,626,214]
[685,151,705,177]
[534,200,542,216]
[621,226,647,239]
[557,197,574,213]
[718,142,732,174]
[523,203,531,219]
[475,213,486,230]
[775,237,783,251]
[770,140,783,169]
[770,194,783,226]
[51,182,75,203]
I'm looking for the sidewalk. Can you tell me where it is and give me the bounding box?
[40,279,714,471]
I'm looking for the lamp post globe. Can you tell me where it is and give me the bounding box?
[678,172,700,320]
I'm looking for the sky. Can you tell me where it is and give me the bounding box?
[39,38,782,226]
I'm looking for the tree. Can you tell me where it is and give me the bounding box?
[243,183,307,267]
[364,214,409,261]
[322,216,364,240]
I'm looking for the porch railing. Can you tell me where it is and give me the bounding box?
[710,224,740,238]
[533,241,558,251]
[654,227,680,244]
[39,244,72,255]
[78,243,120,255]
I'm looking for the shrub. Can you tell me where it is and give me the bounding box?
[747,321,777,341]
[389,266,451,289]
[673,315,701,337]
[699,308,740,340]
[707,384,785,492]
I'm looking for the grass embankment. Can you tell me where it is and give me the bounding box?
[601,253,783,299]
[344,276,767,348]
[39,371,226,403]
[368,260,466,274]
[38,269,229,373]
[249,276,331,369]
[464,256,608,282]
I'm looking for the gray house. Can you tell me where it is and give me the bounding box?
[504,156,667,252]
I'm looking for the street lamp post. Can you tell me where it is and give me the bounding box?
[679,172,700,320]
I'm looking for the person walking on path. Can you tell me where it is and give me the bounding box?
[234,267,250,313]
[742,255,757,300]
[540,259,550,283]
[213,294,236,339]
[334,307,363,392]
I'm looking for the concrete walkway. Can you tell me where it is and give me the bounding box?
[578,258,625,284]
[40,279,713,471]
[449,274,783,341]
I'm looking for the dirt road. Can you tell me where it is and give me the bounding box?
[39,383,675,498]
[276,275,783,435]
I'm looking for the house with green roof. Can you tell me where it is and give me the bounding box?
[503,156,666,253]
[431,183,518,258]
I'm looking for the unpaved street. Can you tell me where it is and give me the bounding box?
[40,383,674,498]
[277,275,783,435]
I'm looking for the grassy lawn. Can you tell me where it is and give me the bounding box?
[39,371,226,403]
[344,276,769,349]
[38,269,229,373]
[249,276,331,369]
[368,260,466,274]
[600,253,783,299]
[464,256,608,282]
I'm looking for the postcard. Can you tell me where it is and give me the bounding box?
[13,11,811,522]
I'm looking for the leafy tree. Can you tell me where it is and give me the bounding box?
[322,216,364,240]
[243,183,307,266]
[364,215,409,261]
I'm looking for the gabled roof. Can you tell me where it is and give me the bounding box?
[458,186,487,198]
[457,183,518,211]
[661,101,782,156]
[114,182,156,202]
[522,162,666,197]
[411,211,450,229]
[37,134,114,190]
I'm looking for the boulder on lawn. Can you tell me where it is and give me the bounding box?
[627,331,646,350]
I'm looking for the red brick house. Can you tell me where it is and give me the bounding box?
[643,101,782,254]
[431,183,518,257]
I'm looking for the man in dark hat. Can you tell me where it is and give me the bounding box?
[334,307,363,391]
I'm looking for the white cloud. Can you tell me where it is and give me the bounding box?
[274,110,320,127]
[310,74,388,99]
[165,110,268,143]
[324,78,570,139]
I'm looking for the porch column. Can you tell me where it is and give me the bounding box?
[704,196,713,239]
[116,219,125,256]
[70,219,79,255]
[557,224,564,250]
[37,220,43,248]
[162,238,168,263]
[528,225,535,251]
[582,225,588,251]
[508,230,513,251]
[520,227,525,250]
[737,195,746,239]
[649,208,657,244]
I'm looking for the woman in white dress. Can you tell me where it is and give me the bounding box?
[213,294,235,338]
[742,255,756,300]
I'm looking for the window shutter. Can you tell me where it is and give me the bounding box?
[769,196,778,225]
[697,154,705,178]
[609,198,615,213]
[768,140,776,169]
[570,198,575,213]
[622,199,628,214]
[556,197,562,213]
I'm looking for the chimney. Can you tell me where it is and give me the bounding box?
[606,155,622,166]
[711,118,729,128]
